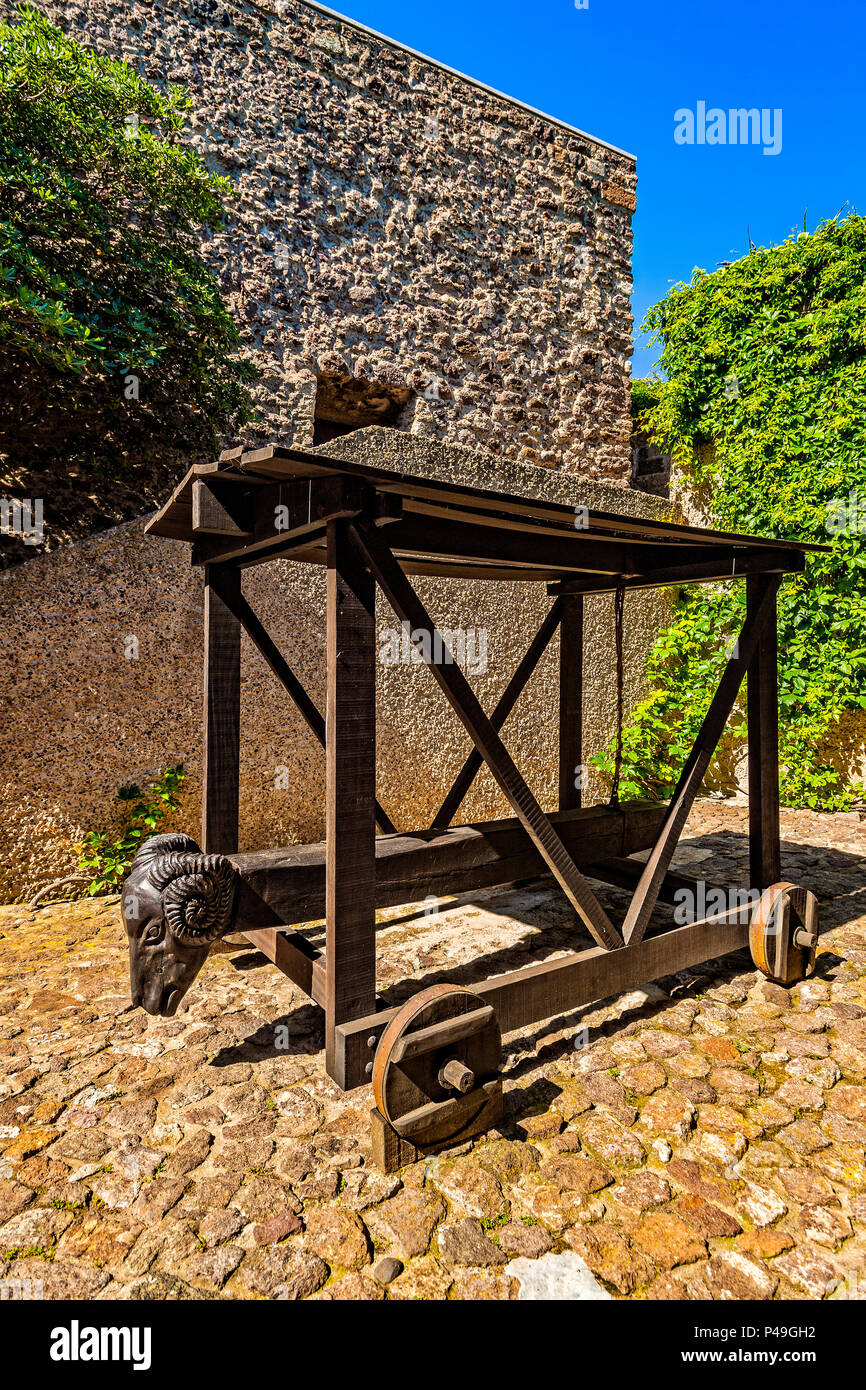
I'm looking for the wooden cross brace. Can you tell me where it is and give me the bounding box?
[620,574,780,946]
[349,520,624,952]
[348,523,782,959]
[430,598,563,830]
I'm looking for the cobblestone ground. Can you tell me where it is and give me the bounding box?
[1,801,865,1302]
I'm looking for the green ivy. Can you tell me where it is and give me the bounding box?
[597,214,866,811]
[78,765,184,894]
[630,376,661,418]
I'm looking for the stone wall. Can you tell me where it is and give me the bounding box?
[631,429,671,498]
[0,431,677,902]
[7,0,637,481]
[0,2,654,899]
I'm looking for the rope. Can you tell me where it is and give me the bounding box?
[609,579,626,807]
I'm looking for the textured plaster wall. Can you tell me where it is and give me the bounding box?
[7,0,637,479]
[0,432,677,901]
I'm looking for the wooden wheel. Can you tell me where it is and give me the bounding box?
[749,881,819,986]
[372,984,502,1149]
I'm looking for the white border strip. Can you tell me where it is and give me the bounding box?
[293,0,636,161]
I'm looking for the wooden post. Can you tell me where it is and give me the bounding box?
[559,593,583,812]
[202,564,241,854]
[326,520,378,1085]
[747,573,782,889]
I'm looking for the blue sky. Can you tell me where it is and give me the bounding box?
[313,0,865,377]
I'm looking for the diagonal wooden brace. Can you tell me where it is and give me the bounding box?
[350,521,623,951]
[621,579,779,947]
[431,598,563,829]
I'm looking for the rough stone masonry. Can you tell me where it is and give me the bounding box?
[9,0,637,479]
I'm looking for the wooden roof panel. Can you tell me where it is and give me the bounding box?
[145,443,826,577]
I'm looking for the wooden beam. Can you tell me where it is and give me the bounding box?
[334,904,753,1088]
[371,557,568,583]
[747,574,782,889]
[559,594,583,812]
[325,520,378,1084]
[228,800,667,928]
[241,927,326,1006]
[193,527,329,570]
[216,584,396,835]
[430,600,562,829]
[202,565,241,854]
[383,512,643,575]
[548,548,805,597]
[481,904,751,1032]
[620,580,778,947]
[192,479,252,536]
[349,521,623,951]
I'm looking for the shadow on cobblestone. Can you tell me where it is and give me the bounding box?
[1,801,865,1301]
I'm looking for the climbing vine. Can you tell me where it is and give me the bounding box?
[596,214,866,810]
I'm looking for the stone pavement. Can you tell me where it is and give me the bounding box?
[1,800,865,1301]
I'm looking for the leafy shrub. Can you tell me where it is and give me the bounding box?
[78,765,184,894]
[0,6,255,479]
[630,376,661,419]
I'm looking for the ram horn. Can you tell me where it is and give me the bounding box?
[128,832,202,875]
[149,852,237,945]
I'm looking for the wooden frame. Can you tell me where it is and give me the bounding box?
[324,520,378,1083]
[202,564,241,855]
[148,443,822,1096]
[559,593,583,813]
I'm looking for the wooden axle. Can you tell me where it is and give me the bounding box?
[439,1059,475,1094]
[338,901,756,1091]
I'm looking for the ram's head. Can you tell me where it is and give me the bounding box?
[122,834,237,1017]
